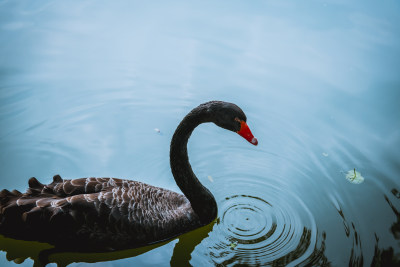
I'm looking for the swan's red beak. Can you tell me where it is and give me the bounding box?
[237,121,258,146]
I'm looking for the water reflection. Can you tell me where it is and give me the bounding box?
[333,201,364,266]
[371,233,400,267]
[0,234,168,266]
[0,221,216,266]
[348,221,364,267]
[387,190,400,240]
[370,189,400,266]
[170,220,216,266]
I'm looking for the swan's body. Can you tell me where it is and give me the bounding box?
[0,176,201,250]
[0,101,257,251]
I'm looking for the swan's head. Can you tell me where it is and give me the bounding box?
[207,101,258,146]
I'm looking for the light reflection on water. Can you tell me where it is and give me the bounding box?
[1,1,400,266]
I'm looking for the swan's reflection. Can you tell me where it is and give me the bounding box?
[0,220,216,266]
[170,220,216,266]
[370,190,400,266]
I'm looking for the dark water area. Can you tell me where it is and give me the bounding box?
[1,1,400,266]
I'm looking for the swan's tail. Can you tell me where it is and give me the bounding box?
[0,188,23,224]
[0,187,26,239]
[0,175,67,241]
[0,175,123,244]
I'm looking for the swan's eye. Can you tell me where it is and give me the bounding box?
[234,117,242,131]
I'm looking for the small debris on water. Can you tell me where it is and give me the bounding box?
[230,241,238,249]
[322,152,329,157]
[345,168,364,184]
[208,175,214,182]
[154,128,161,133]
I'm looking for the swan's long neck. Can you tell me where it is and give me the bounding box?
[170,105,217,225]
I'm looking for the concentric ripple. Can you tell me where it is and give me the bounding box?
[202,172,322,266]
[221,195,275,246]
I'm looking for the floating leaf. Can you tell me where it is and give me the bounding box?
[207,175,214,182]
[230,241,238,249]
[345,168,364,184]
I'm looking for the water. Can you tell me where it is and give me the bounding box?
[1,1,399,266]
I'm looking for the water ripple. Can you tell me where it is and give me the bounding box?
[203,174,323,266]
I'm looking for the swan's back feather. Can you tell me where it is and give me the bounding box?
[0,175,201,250]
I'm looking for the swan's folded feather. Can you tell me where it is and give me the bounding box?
[0,176,200,250]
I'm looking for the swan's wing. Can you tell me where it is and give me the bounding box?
[0,176,200,249]
[0,175,133,242]
[26,175,130,197]
[0,182,106,246]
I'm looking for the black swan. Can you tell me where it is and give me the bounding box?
[0,101,257,252]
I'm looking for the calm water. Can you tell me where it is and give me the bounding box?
[1,1,400,266]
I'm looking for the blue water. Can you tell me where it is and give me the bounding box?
[1,1,400,266]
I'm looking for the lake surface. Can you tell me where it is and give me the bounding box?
[1,1,400,266]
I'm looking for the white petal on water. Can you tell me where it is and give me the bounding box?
[154,128,161,133]
[207,175,214,182]
[345,169,364,184]
[322,152,329,157]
